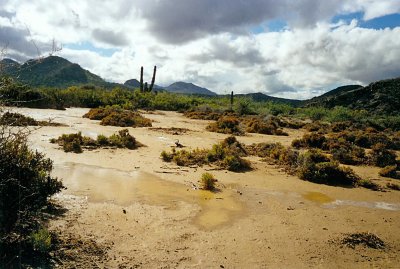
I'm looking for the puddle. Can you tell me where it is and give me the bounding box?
[303,192,334,204]
[53,163,245,230]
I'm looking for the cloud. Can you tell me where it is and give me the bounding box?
[92,29,129,47]
[0,0,399,99]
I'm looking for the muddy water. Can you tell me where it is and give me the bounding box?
[53,163,245,230]
[303,192,334,204]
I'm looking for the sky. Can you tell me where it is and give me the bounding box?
[0,0,399,99]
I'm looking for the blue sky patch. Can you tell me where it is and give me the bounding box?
[332,12,400,29]
[64,42,118,57]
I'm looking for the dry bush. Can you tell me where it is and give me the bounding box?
[206,116,244,135]
[297,150,360,186]
[51,129,142,153]
[330,121,353,132]
[303,121,329,133]
[356,179,381,191]
[0,112,65,127]
[83,107,152,127]
[379,165,400,179]
[200,172,216,190]
[369,143,397,167]
[184,110,222,120]
[291,132,327,149]
[246,142,298,167]
[160,136,251,172]
[386,182,400,191]
[328,140,366,165]
[243,116,288,136]
[341,232,385,249]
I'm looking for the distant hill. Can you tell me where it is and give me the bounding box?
[124,79,141,88]
[165,82,217,96]
[237,92,302,106]
[0,56,116,88]
[305,78,400,115]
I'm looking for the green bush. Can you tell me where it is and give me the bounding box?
[201,173,216,191]
[296,149,359,186]
[0,131,63,245]
[30,228,52,253]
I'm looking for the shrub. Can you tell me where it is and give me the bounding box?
[161,137,251,171]
[291,132,326,149]
[330,143,366,165]
[52,129,142,152]
[96,134,109,146]
[0,112,38,126]
[222,155,251,172]
[369,143,397,167]
[184,110,222,120]
[243,117,288,136]
[161,150,174,162]
[379,165,400,179]
[206,116,243,135]
[84,107,152,127]
[246,142,299,167]
[0,131,63,253]
[357,179,381,191]
[297,150,359,186]
[386,183,400,191]
[201,173,216,190]
[30,228,52,253]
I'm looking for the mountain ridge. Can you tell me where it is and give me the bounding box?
[1,56,399,113]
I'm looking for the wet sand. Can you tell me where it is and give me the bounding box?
[15,107,400,268]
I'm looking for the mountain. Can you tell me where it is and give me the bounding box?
[0,56,115,88]
[124,79,141,88]
[305,78,400,115]
[165,82,217,96]
[238,92,302,106]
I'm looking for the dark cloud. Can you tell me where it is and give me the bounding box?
[137,0,278,43]
[92,29,129,46]
[191,38,265,67]
[0,26,50,60]
[137,0,343,44]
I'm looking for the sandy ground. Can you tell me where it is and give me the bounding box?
[13,107,400,268]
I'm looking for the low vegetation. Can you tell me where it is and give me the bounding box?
[161,136,251,172]
[0,117,64,265]
[83,107,152,127]
[379,165,400,179]
[0,112,64,126]
[341,232,386,249]
[200,172,216,191]
[296,149,360,186]
[50,129,142,153]
[206,116,243,135]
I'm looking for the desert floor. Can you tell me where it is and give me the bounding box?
[16,107,400,268]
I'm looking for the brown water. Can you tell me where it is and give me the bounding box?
[302,192,334,204]
[53,163,245,230]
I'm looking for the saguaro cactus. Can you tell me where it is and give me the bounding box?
[140,66,144,92]
[230,91,234,111]
[139,66,157,92]
[149,66,157,92]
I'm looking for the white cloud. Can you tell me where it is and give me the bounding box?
[0,0,399,99]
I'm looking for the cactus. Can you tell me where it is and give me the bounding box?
[149,66,157,92]
[139,66,157,92]
[140,66,144,92]
[230,91,234,111]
